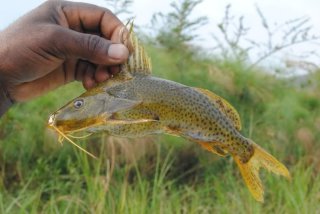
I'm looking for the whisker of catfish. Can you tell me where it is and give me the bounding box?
[67,133,93,139]
[52,126,98,159]
[58,135,64,146]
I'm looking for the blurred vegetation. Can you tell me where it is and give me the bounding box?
[212,4,320,69]
[151,0,207,51]
[105,0,134,19]
[1,0,320,213]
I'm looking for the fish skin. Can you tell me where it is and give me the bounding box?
[49,25,290,202]
[55,73,251,160]
[102,74,251,160]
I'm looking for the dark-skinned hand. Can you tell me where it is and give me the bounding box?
[0,0,129,103]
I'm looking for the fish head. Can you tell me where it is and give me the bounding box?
[48,87,108,133]
[48,83,141,134]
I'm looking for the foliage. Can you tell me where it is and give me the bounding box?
[211,4,320,68]
[105,0,133,17]
[151,0,207,51]
[149,0,208,81]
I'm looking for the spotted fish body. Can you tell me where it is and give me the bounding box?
[49,26,290,202]
[89,75,251,160]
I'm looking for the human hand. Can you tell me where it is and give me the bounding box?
[0,0,129,103]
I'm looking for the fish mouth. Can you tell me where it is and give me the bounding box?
[47,115,107,134]
[47,115,97,159]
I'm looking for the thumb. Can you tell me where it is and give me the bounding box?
[56,28,129,65]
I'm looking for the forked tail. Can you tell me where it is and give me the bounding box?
[233,140,291,202]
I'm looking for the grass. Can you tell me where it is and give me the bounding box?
[0,45,320,213]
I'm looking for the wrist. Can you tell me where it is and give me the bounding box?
[0,82,14,116]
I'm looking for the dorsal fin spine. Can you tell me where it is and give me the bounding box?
[121,21,152,75]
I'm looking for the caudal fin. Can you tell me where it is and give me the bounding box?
[234,140,291,202]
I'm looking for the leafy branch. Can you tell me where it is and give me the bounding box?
[105,0,134,16]
[151,0,208,51]
[212,4,320,69]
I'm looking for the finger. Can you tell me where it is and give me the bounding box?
[11,69,66,102]
[95,66,110,83]
[82,66,96,90]
[109,65,121,75]
[12,60,99,101]
[61,1,124,40]
[75,60,96,81]
[55,27,129,65]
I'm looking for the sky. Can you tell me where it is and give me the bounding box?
[0,0,319,74]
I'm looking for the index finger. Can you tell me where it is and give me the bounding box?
[60,1,125,42]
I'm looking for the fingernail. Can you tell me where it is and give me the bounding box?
[108,44,129,60]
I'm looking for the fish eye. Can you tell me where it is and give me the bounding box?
[73,99,84,109]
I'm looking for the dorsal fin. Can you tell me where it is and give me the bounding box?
[120,21,152,75]
[193,87,242,131]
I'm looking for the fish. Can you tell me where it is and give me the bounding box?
[48,24,291,202]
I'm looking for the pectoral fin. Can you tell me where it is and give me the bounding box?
[105,97,142,114]
[193,87,242,131]
[88,118,162,137]
[106,118,158,125]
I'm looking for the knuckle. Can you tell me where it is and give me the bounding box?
[42,0,54,8]
[85,34,105,53]
[47,27,61,39]
[42,0,60,10]
[44,27,69,58]
[46,27,64,47]
[103,8,112,15]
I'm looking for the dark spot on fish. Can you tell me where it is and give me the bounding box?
[168,124,180,132]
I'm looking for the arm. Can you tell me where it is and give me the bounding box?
[0,1,129,116]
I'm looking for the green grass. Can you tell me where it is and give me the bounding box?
[1,46,320,213]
